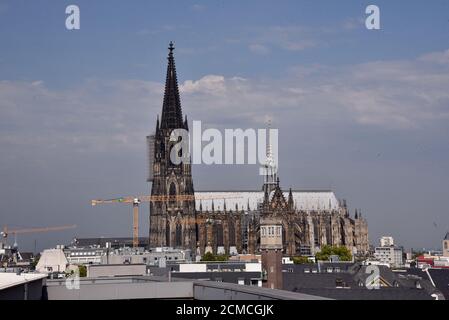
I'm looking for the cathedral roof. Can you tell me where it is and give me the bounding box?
[160,41,184,130]
[445,232,449,240]
[195,190,340,212]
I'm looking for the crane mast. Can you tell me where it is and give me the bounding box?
[92,193,242,248]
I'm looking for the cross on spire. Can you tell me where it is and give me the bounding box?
[169,41,175,55]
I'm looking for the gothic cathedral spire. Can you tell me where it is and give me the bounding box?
[149,43,195,251]
[160,41,185,130]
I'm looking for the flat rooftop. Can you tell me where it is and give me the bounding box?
[0,273,47,291]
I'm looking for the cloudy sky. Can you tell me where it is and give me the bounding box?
[0,0,448,252]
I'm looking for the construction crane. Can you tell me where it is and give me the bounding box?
[0,225,77,247]
[92,193,242,248]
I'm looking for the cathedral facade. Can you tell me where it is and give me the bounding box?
[148,43,369,257]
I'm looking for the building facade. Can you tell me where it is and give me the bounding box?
[149,42,196,252]
[148,44,369,257]
[443,232,449,258]
[380,236,394,247]
[374,246,404,268]
[260,218,283,289]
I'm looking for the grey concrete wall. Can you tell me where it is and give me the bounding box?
[44,276,329,300]
[0,279,44,300]
[46,279,193,300]
[87,264,146,278]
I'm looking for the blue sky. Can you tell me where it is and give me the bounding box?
[2,0,448,86]
[0,0,449,251]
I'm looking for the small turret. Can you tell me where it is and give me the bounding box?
[288,188,294,210]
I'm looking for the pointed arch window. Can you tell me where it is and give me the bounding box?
[175,223,182,248]
[169,182,177,205]
[216,224,224,247]
[229,220,236,246]
[166,220,171,247]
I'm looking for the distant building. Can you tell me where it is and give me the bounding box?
[36,249,68,274]
[374,246,404,268]
[416,245,449,269]
[71,237,149,249]
[65,247,106,265]
[101,247,189,266]
[64,239,190,267]
[260,218,283,290]
[380,236,394,247]
[87,264,147,278]
[373,236,403,268]
[443,232,449,258]
[156,261,263,287]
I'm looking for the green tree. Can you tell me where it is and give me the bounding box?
[78,265,87,277]
[200,252,229,262]
[30,256,40,270]
[201,252,215,261]
[215,254,229,262]
[292,256,310,264]
[316,245,352,262]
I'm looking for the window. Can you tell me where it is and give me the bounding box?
[276,226,281,236]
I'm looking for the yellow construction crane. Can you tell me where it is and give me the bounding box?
[92,193,242,248]
[1,225,77,246]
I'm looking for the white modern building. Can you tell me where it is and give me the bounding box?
[374,246,403,268]
[35,248,69,273]
[380,236,394,247]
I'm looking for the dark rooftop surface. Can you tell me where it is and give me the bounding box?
[281,263,444,300]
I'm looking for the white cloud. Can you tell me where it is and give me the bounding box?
[419,49,449,65]
[1,48,448,159]
[248,43,270,55]
[255,26,318,52]
[180,75,227,94]
[192,4,206,12]
[0,79,163,154]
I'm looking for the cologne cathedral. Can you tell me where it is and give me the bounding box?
[148,43,369,257]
